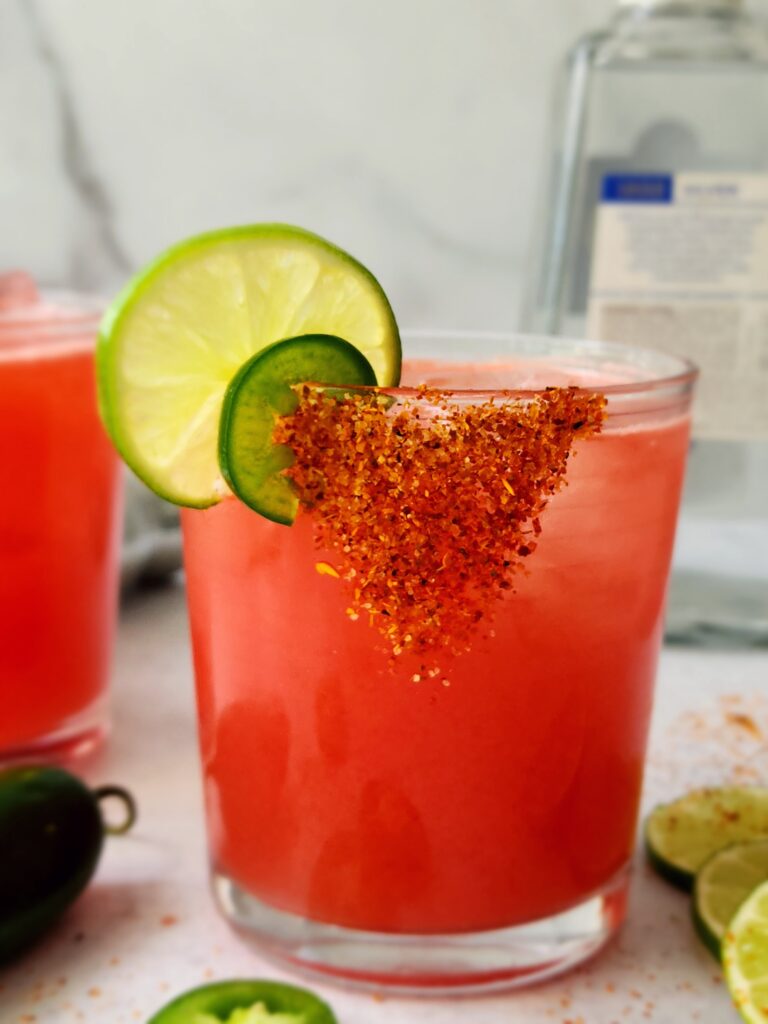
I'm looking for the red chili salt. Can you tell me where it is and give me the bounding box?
[275,383,605,661]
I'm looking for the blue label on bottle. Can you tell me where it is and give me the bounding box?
[601,174,673,203]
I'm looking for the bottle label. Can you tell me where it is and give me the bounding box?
[587,172,768,439]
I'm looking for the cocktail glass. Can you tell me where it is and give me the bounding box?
[0,278,123,761]
[182,332,696,993]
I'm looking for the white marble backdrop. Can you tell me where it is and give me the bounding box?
[2,0,625,329]
[5,0,768,328]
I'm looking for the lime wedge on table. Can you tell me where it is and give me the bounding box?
[694,839,768,959]
[97,224,400,507]
[723,880,768,1022]
[645,787,768,891]
[218,334,376,525]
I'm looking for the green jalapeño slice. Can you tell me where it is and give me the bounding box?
[147,979,337,1024]
[97,224,400,508]
[218,334,376,524]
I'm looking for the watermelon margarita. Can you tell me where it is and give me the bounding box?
[0,276,122,759]
[92,225,695,991]
[182,336,695,989]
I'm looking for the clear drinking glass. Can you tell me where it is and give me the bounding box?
[182,333,696,993]
[0,281,123,760]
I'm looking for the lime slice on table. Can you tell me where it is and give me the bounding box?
[645,787,768,891]
[723,879,768,1022]
[694,839,768,959]
[218,334,376,525]
[97,224,400,507]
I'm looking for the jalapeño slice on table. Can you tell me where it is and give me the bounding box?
[147,979,337,1024]
[218,334,377,524]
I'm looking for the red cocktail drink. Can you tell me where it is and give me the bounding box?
[182,336,695,991]
[0,278,123,759]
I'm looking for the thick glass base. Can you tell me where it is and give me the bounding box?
[212,867,629,995]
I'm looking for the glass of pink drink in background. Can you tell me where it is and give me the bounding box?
[183,333,695,993]
[0,274,123,760]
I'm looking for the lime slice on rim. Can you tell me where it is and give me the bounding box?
[645,787,768,891]
[218,334,376,525]
[97,224,400,507]
[694,839,768,959]
[723,879,768,1022]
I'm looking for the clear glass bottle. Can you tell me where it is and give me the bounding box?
[521,0,768,643]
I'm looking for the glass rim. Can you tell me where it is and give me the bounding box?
[0,289,103,331]
[0,289,103,358]
[388,329,699,399]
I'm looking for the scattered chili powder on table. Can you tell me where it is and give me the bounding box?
[275,383,605,665]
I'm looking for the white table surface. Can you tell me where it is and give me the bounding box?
[3,580,768,1024]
